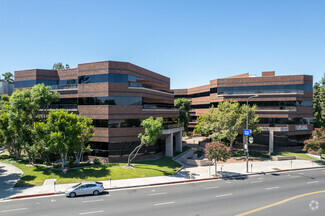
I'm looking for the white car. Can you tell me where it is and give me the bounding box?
[65,181,104,198]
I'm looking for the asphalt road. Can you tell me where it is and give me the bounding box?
[1,168,325,216]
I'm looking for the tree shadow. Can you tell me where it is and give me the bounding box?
[15,175,36,187]
[34,165,111,179]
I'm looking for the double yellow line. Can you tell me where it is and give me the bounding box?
[236,190,325,216]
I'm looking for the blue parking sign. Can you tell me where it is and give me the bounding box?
[243,129,251,136]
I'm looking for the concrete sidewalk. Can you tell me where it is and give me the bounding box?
[4,151,325,200]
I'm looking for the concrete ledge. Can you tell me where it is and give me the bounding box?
[271,156,296,161]
[182,158,211,166]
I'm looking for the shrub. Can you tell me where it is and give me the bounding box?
[93,157,101,165]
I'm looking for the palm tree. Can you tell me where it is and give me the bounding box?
[0,72,14,84]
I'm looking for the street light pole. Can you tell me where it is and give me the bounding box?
[246,95,258,173]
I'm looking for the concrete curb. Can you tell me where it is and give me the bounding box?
[220,165,325,179]
[10,192,55,200]
[8,166,325,200]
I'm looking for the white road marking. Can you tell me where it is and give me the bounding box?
[258,177,264,180]
[266,186,279,190]
[289,176,300,178]
[204,186,219,190]
[154,201,175,206]
[299,172,304,175]
[149,192,167,196]
[307,181,319,184]
[82,199,104,203]
[79,210,104,215]
[216,193,232,198]
[1,208,28,213]
[250,180,263,184]
[226,181,231,183]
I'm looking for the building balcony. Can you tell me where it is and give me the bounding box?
[128,84,174,95]
[256,107,297,112]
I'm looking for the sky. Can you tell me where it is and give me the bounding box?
[0,0,324,89]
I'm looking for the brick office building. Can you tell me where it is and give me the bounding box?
[174,71,313,152]
[14,61,183,161]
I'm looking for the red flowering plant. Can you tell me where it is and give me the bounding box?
[303,127,325,156]
[205,142,231,176]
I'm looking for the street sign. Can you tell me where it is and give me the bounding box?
[249,136,254,144]
[243,129,251,136]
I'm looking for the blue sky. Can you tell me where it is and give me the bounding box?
[0,0,324,89]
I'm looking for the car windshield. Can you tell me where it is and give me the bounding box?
[72,183,82,188]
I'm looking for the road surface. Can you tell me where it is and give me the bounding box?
[1,168,325,216]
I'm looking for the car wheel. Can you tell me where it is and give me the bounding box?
[93,190,99,196]
[70,192,76,198]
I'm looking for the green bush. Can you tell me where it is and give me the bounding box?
[194,150,203,158]
[93,157,101,165]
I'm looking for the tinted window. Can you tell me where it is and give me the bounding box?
[218,84,312,94]
[15,80,58,88]
[78,73,142,84]
[78,96,142,106]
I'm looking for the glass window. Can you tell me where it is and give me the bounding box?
[78,73,142,84]
[78,96,142,106]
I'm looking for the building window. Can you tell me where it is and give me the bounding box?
[78,96,142,106]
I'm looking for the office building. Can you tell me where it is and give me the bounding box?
[174,71,313,152]
[15,61,183,161]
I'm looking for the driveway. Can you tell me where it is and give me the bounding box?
[0,162,23,199]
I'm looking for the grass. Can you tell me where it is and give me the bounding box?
[194,150,203,158]
[0,154,181,187]
[271,151,323,161]
[173,145,191,157]
[232,150,270,158]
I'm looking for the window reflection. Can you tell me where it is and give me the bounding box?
[78,96,142,106]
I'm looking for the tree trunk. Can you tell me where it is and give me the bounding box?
[127,142,145,167]
[215,161,217,176]
[60,152,68,168]
[230,140,234,153]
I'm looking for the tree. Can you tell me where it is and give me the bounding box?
[43,110,94,167]
[194,101,260,151]
[174,98,191,131]
[73,116,94,165]
[205,142,231,176]
[52,62,70,70]
[31,83,59,121]
[127,117,163,167]
[313,82,323,128]
[303,127,325,155]
[45,110,78,168]
[0,84,59,162]
[0,95,16,156]
[217,101,243,151]
[0,72,14,84]
[193,106,223,141]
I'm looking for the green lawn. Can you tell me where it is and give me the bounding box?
[0,154,181,187]
[232,150,270,158]
[271,151,323,161]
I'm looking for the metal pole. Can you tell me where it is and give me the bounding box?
[246,95,258,173]
[110,177,112,187]
[246,99,249,173]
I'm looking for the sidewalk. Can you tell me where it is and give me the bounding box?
[5,150,325,200]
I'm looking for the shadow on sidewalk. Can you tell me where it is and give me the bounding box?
[217,171,249,180]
